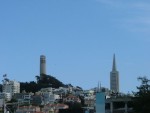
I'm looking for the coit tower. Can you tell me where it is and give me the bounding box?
[40,55,46,76]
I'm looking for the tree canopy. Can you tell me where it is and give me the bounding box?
[132,76,150,113]
[20,74,64,93]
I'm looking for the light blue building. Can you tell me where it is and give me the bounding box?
[96,92,105,113]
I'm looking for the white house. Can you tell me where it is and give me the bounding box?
[43,92,60,104]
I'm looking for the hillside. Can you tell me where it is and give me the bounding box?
[20,74,65,93]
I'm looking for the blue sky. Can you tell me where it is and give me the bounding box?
[0,0,150,93]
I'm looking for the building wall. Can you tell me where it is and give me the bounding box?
[110,71,119,93]
[96,92,105,113]
[2,80,20,99]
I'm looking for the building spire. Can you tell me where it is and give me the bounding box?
[110,54,119,93]
[112,54,117,71]
[97,81,102,92]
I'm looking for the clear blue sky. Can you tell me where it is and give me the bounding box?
[0,0,150,93]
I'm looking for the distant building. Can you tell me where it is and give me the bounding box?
[110,54,119,93]
[40,55,46,79]
[2,79,20,100]
[42,103,69,113]
[32,95,43,106]
[40,87,53,93]
[16,106,41,113]
[84,98,95,107]
[0,99,4,108]
[63,95,81,103]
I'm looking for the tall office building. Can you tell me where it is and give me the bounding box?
[110,54,119,93]
[40,55,46,78]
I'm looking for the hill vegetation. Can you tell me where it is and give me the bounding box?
[20,74,65,93]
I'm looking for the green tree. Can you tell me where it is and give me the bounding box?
[64,102,82,109]
[37,74,64,88]
[20,74,64,93]
[132,76,150,113]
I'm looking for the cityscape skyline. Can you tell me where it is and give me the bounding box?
[1,0,150,94]
[0,53,146,94]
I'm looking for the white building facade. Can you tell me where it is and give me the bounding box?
[2,79,20,99]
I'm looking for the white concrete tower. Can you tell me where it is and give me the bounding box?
[110,54,119,93]
[40,55,46,76]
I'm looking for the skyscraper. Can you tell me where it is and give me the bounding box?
[40,55,46,77]
[110,54,119,93]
